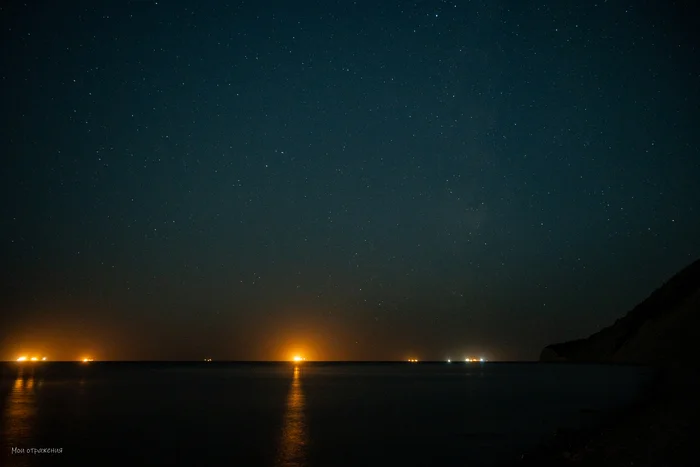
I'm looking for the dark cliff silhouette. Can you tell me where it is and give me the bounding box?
[540,258,700,365]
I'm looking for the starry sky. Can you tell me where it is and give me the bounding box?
[1,0,698,361]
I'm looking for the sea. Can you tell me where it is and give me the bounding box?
[0,361,655,467]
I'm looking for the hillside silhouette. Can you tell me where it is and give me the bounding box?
[541,258,700,365]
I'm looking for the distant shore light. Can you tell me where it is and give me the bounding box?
[293,356,305,362]
[17,356,27,362]
[464,356,487,363]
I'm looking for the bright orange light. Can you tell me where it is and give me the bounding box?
[292,356,305,362]
[82,358,94,363]
[30,357,38,361]
[17,356,27,362]
[42,357,47,361]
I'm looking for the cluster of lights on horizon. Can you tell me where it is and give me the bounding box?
[14,353,487,363]
[408,357,487,363]
[16,356,98,362]
[16,356,47,362]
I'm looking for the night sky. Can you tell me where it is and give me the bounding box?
[1,1,698,361]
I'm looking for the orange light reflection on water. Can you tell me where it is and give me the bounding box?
[2,367,38,461]
[276,366,307,466]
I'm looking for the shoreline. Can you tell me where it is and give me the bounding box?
[505,365,700,466]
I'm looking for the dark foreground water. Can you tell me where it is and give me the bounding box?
[0,362,654,467]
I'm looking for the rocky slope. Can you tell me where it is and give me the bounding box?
[522,258,700,466]
[540,258,700,366]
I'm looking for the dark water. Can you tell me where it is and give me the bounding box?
[0,362,654,467]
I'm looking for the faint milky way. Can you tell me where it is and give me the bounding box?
[1,0,698,361]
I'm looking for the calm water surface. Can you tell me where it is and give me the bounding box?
[0,362,654,467]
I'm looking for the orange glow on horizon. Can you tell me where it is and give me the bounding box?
[16,355,48,362]
[283,342,316,362]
